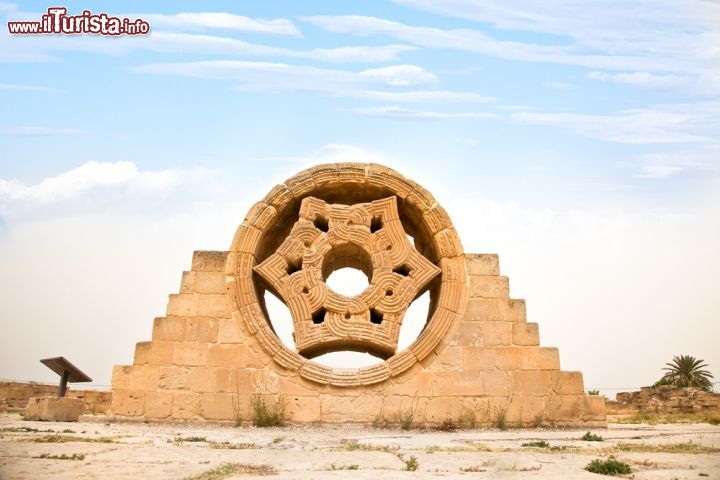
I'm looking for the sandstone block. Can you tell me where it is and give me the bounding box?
[495,347,523,370]
[111,365,132,390]
[166,294,199,317]
[207,344,262,368]
[509,395,547,424]
[522,347,560,370]
[134,341,173,366]
[484,371,510,396]
[218,316,248,344]
[320,395,383,422]
[192,251,228,272]
[465,298,525,322]
[152,316,187,342]
[465,254,500,275]
[425,396,464,423]
[172,392,200,420]
[173,343,209,366]
[512,322,539,346]
[200,393,236,420]
[158,366,192,391]
[190,272,227,294]
[463,347,496,371]
[144,391,173,419]
[469,275,509,298]
[111,390,145,417]
[482,321,512,346]
[128,366,160,391]
[432,372,484,396]
[24,397,83,422]
[545,395,581,421]
[426,346,462,371]
[286,396,322,423]
[508,299,526,322]
[179,271,193,294]
[186,318,219,343]
[583,395,607,419]
[551,371,585,395]
[196,294,232,318]
[511,371,551,396]
[449,321,483,346]
[384,372,433,397]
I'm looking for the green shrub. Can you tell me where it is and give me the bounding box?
[438,418,457,431]
[581,431,604,442]
[587,389,600,395]
[250,395,285,427]
[404,455,419,471]
[521,440,550,448]
[585,458,631,476]
[35,453,85,461]
[399,407,415,430]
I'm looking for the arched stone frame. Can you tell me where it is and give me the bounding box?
[226,163,468,386]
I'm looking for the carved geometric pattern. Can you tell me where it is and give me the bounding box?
[254,196,440,359]
[228,163,467,386]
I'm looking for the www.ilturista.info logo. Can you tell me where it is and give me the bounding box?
[7,7,150,35]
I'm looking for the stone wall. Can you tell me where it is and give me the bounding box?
[110,163,605,427]
[110,251,605,427]
[610,386,720,414]
[0,381,112,415]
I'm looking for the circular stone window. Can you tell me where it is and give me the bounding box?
[228,163,467,386]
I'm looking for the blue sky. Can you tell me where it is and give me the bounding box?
[1,1,719,393]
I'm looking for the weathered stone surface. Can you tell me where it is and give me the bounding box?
[111,163,603,426]
[144,391,172,419]
[468,275,509,299]
[112,390,145,417]
[152,316,187,342]
[186,318,219,343]
[611,386,720,415]
[172,343,209,367]
[24,397,83,422]
[465,254,500,276]
[481,321,512,346]
[512,322,539,346]
[191,251,228,273]
[134,341,173,366]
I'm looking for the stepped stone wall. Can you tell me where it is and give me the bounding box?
[609,386,720,415]
[0,381,111,414]
[110,163,605,427]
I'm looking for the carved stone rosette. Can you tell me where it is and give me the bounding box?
[254,196,440,359]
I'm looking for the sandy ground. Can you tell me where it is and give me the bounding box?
[1,413,719,479]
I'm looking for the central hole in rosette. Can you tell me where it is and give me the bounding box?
[322,242,372,297]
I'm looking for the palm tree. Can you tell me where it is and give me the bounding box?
[660,355,714,392]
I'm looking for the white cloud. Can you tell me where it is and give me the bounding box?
[0,161,219,219]
[139,32,416,64]
[139,12,301,37]
[0,126,82,136]
[511,102,720,145]
[131,60,437,92]
[0,161,137,203]
[2,28,415,64]
[347,105,498,119]
[0,83,63,93]
[0,6,414,65]
[630,150,716,179]
[357,90,495,103]
[303,5,720,94]
[313,144,385,164]
[588,71,720,97]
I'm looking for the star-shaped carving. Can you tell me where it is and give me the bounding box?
[254,196,440,359]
